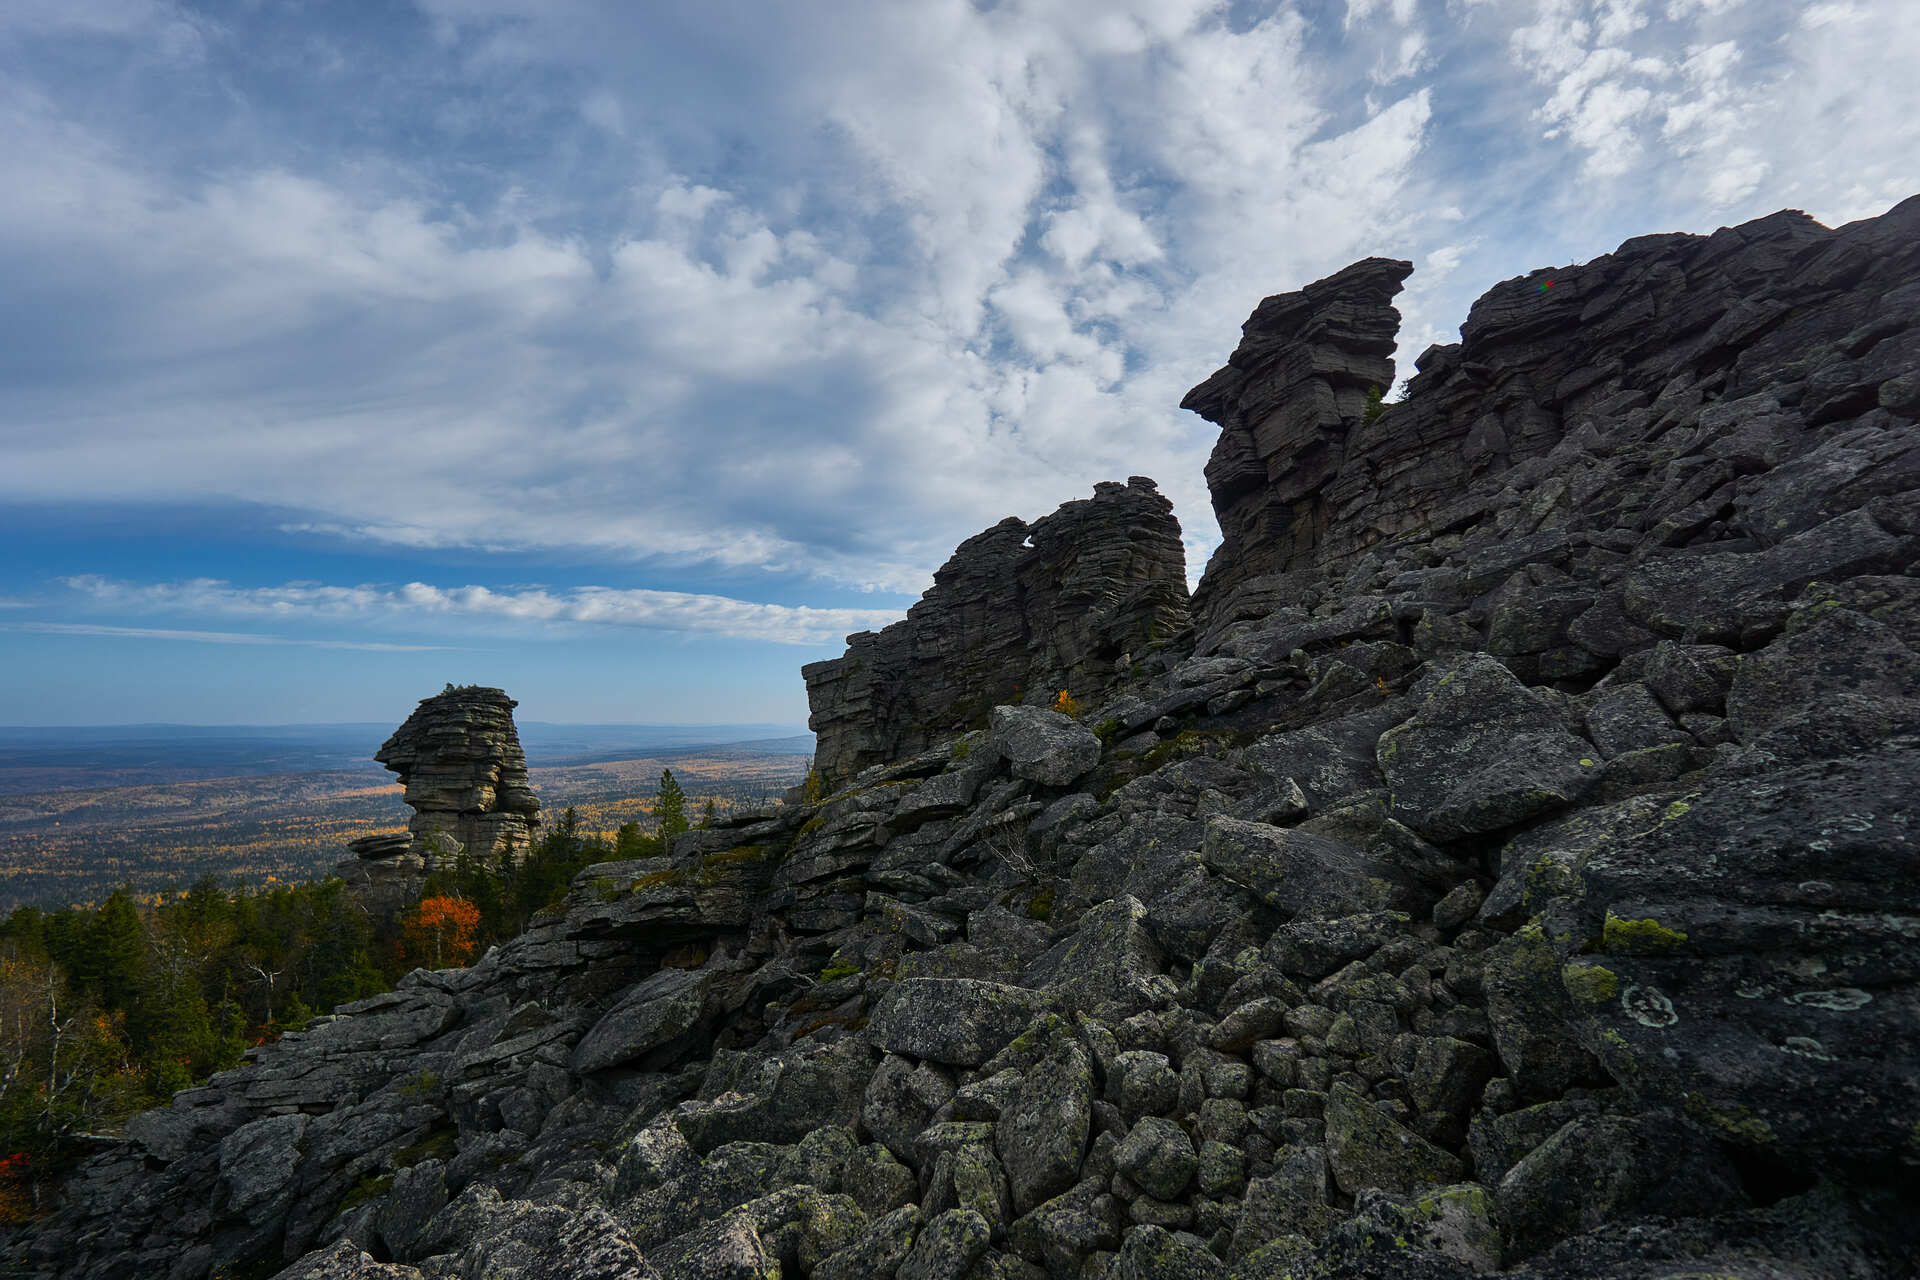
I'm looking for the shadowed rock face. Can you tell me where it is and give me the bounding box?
[374,686,541,865]
[804,476,1189,782]
[1187,197,1920,643]
[21,199,1920,1280]
[1183,255,1414,622]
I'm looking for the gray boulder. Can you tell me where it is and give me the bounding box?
[1496,1111,1744,1259]
[268,1240,423,1279]
[868,978,1053,1067]
[1113,1116,1196,1201]
[997,1035,1094,1214]
[897,1208,991,1280]
[572,967,711,1073]
[1113,1225,1226,1280]
[1377,654,1601,842]
[1323,1082,1464,1196]
[990,705,1103,786]
[813,1206,921,1280]
[218,1112,309,1215]
[1200,818,1412,918]
[1569,739,1920,1164]
[1020,895,1168,1017]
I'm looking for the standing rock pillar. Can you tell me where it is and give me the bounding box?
[373,685,542,866]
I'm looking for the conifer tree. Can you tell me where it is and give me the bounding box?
[655,769,689,839]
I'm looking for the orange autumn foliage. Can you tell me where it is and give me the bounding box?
[398,895,482,969]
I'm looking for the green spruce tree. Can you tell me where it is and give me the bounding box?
[655,769,689,839]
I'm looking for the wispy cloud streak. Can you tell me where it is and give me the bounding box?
[59,576,904,646]
[2,622,453,652]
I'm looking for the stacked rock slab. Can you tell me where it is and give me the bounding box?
[374,686,541,865]
[1183,256,1413,624]
[16,199,1920,1280]
[804,477,1190,782]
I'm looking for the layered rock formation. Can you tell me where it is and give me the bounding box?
[374,686,542,865]
[14,199,1920,1280]
[1183,256,1413,622]
[334,833,429,931]
[1188,199,1920,645]
[804,477,1190,782]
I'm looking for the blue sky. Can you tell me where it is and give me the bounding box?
[2,0,1915,726]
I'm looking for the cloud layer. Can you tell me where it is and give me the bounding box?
[2,0,1917,673]
[0,622,452,652]
[59,575,904,646]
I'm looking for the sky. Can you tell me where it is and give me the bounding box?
[2,0,1915,727]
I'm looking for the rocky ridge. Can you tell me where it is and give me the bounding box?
[12,198,1920,1280]
[804,476,1191,783]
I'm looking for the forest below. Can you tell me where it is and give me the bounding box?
[0,769,734,1222]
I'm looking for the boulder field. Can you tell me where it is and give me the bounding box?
[12,197,1920,1279]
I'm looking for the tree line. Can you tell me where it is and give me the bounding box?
[0,769,704,1220]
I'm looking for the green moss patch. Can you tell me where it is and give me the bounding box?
[393,1127,457,1169]
[1561,961,1620,1004]
[1601,911,1689,952]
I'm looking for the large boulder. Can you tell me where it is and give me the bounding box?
[1377,654,1601,842]
[989,705,1102,787]
[1724,604,1920,745]
[1567,738,1920,1165]
[1019,895,1168,1017]
[1323,1082,1464,1196]
[572,968,712,1073]
[1495,1111,1744,1259]
[867,979,1054,1068]
[996,1035,1094,1214]
[219,1114,310,1216]
[1200,817,1414,918]
[1113,1116,1196,1201]
[1623,509,1910,644]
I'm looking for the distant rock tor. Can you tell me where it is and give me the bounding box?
[373,685,541,866]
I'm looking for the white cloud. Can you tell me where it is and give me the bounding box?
[1,0,1916,630]
[0,0,1463,600]
[59,575,905,646]
[1,622,451,652]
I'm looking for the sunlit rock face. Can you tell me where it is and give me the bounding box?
[374,685,541,865]
[804,476,1190,783]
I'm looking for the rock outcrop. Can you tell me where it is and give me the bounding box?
[1183,256,1413,623]
[804,477,1190,782]
[1187,197,1920,648]
[14,198,1920,1280]
[334,833,429,930]
[374,686,541,865]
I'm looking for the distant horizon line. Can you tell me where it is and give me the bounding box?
[0,720,814,732]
